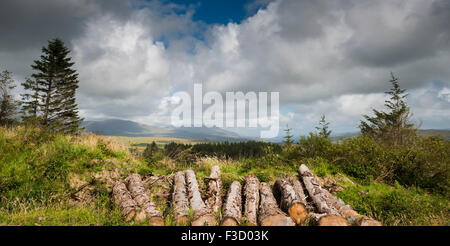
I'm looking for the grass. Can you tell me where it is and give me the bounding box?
[0,126,448,226]
[337,181,450,226]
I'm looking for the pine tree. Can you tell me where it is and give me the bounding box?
[315,115,331,138]
[283,124,294,147]
[359,72,416,146]
[0,69,18,125]
[30,38,83,133]
[20,78,40,124]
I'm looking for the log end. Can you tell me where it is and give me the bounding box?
[288,202,308,224]
[318,215,349,226]
[192,214,218,226]
[175,216,190,226]
[134,209,147,222]
[340,208,359,218]
[260,214,296,226]
[149,216,165,226]
[221,217,239,226]
[123,210,136,222]
[356,217,382,226]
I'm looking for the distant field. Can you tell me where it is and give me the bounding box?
[109,136,202,151]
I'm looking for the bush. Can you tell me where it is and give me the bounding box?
[288,133,449,196]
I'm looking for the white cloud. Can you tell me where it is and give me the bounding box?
[37,0,449,134]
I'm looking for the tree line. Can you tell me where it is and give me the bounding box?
[0,38,82,134]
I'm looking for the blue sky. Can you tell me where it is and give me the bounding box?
[168,0,268,24]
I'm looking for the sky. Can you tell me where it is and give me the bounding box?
[0,0,449,138]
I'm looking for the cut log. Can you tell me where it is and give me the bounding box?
[185,169,217,226]
[318,214,349,226]
[125,173,164,226]
[298,164,341,215]
[356,217,382,226]
[243,175,260,226]
[298,164,381,226]
[205,165,223,216]
[221,181,242,226]
[172,171,190,226]
[112,180,137,221]
[258,182,295,226]
[288,175,314,212]
[273,178,307,224]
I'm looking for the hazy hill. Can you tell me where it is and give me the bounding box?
[418,129,450,140]
[81,119,249,142]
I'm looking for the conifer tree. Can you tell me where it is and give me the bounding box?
[29,38,83,133]
[0,69,18,125]
[359,72,416,145]
[315,115,331,139]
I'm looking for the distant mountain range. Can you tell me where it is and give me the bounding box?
[82,119,450,142]
[81,119,251,142]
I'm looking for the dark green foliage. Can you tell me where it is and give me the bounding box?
[293,133,449,196]
[143,141,158,158]
[20,78,40,124]
[360,73,416,146]
[315,115,331,138]
[163,141,282,161]
[0,69,19,125]
[26,38,83,134]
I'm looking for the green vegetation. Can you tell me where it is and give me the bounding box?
[0,126,147,225]
[0,72,448,226]
[21,38,83,133]
[0,125,448,225]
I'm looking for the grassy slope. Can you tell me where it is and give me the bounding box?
[0,127,448,225]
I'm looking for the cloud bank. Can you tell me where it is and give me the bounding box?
[1,0,449,137]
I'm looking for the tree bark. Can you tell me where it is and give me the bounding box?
[205,165,222,217]
[125,173,164,226]
[221,181,242,226]
[243,175,259,226]
[273,178,307,224]
[298,164,341,215]
[172,171,190,226]
[258,182,295,226]
[288,175,314,212]
[185,169,217,226]
[298,164,381,226]
[112,180,137,222]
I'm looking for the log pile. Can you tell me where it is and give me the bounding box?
[258,182,295,226]
[298,164,381,226]
[273,178,307,224]
[221,181,242,226]
[112,165,380,226]
[186,169,217,226]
